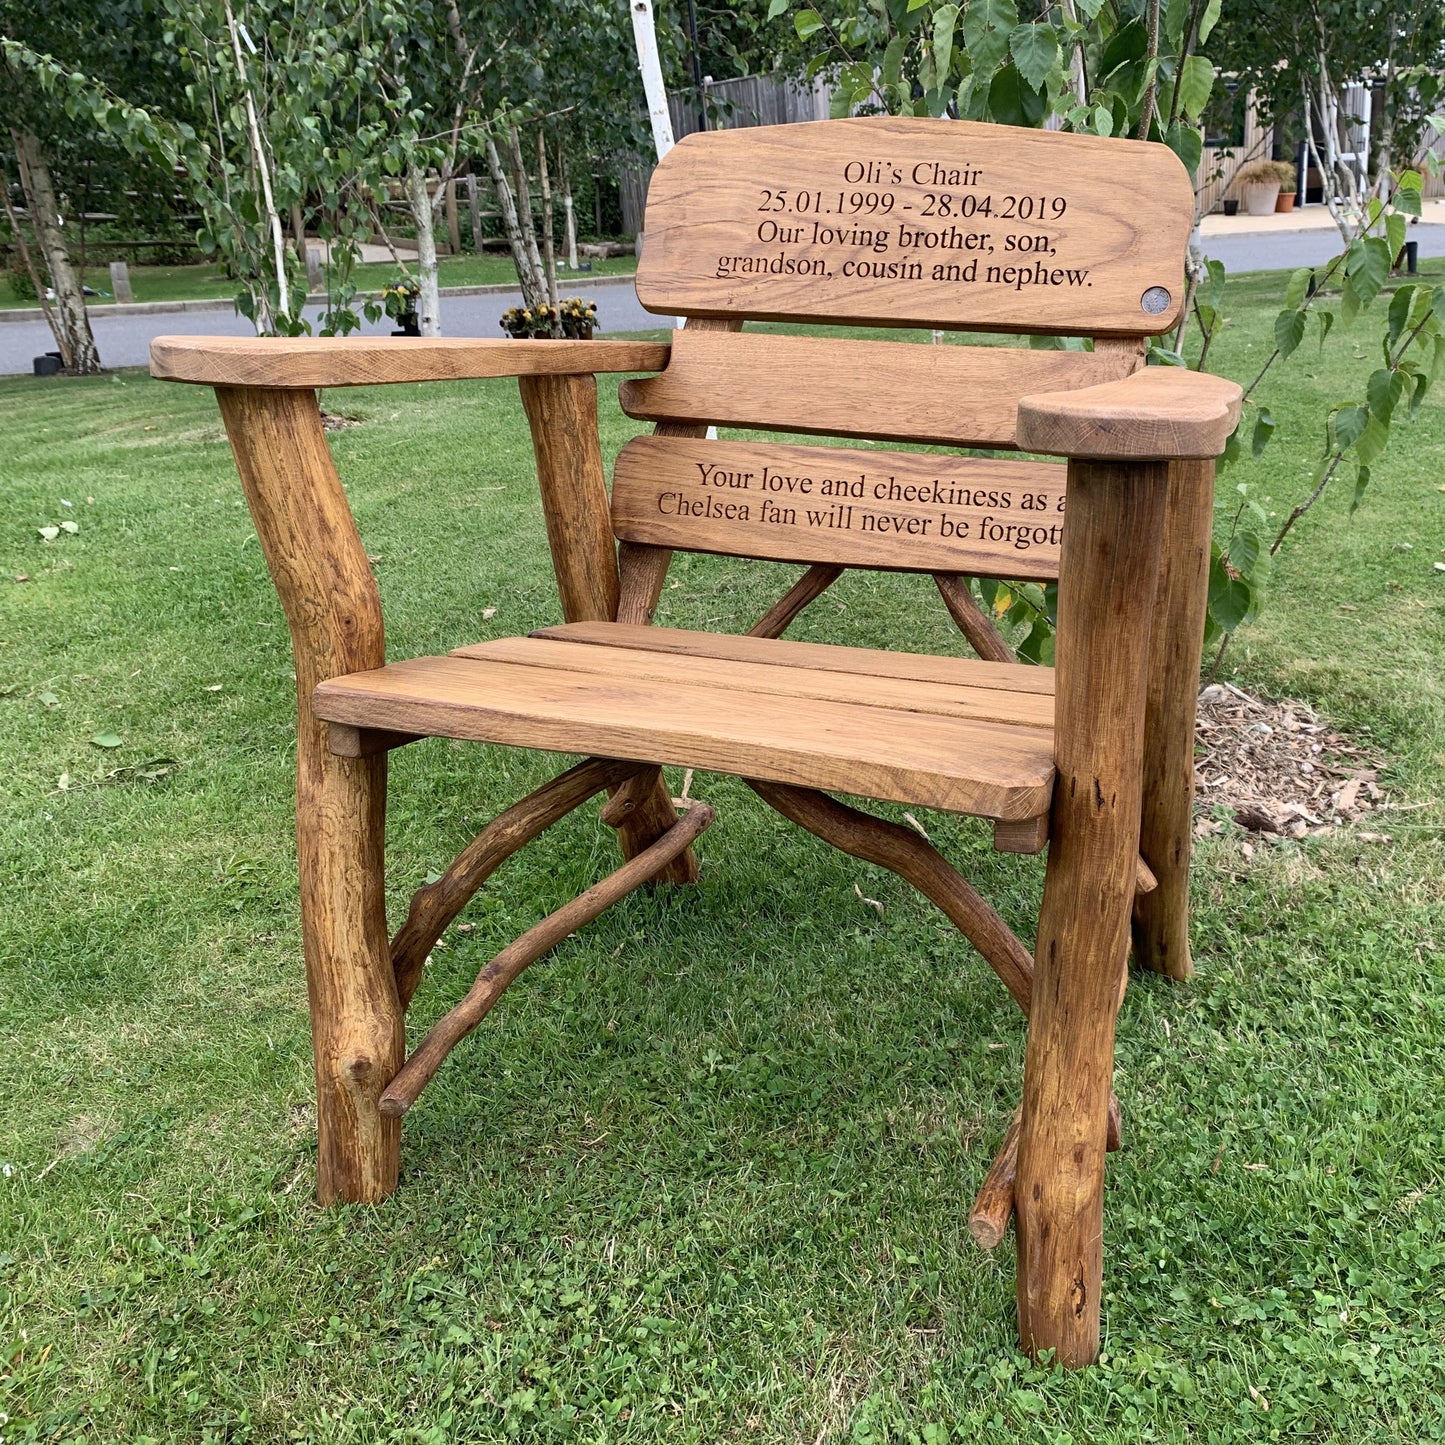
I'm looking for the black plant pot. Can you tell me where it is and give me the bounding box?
[1222,198,1239,216]
[391,310,421,338]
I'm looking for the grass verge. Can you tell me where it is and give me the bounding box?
[1,276,1443,1441]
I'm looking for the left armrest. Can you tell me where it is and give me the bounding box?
[151,336,672,389]
[1015,367,1242,461]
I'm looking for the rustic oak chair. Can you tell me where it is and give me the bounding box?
[152,117,1240,1366]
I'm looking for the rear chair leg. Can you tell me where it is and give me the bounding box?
[1133,459,1215,981]
[1015,458,1167,1366]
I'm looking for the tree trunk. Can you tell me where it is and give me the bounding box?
[484,135,545,309]
[405,163,442,338]
[508,126,549,318]
[12,130,101,375]
[560,146,579,270]
[223,0,288,332]
[537,130,561,334]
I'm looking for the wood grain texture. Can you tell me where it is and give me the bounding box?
[636,117,1193,336]
[215,385,402,1205]
[970,1108,1023,1250]
[747,781,1034,1013]
[1016,368,1244,460]
[453,634,1054,728]
[934,573,1017,661]
[748,564,845,639]
[151,335,670,388]
[993,814,1049,854]
[379,804,716,1118]
[517,374,693,883]
[612,435,1066,578]
[312,652,1056,820]
[1133,460,1214,979]
[973,1096,1123,1250]
[325,723,421,758]
[518,372,621,627]
[528,621,1056,695]
[598,765,664,828]
[615,541,674,626]
[389,757,647,1009]
[1014,457,1168,1367]
[618,329,1142,448]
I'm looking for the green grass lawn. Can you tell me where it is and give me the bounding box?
[2,280,1444,1442]
[1,253,636,309]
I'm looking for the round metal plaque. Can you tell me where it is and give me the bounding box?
[1140,285,1172,315]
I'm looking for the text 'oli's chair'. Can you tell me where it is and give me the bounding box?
[152,118,1241,1366]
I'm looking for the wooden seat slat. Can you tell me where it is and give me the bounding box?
[313,651,1054,819]
[452,634,1054,728]
[611,435,1067,578]
[619,329,1141,448]
[524,622,1056,695]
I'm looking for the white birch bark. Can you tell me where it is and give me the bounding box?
[13,131,101,374]
[223,0,288,331]
[405,163,442,337]
[484,135,545,308]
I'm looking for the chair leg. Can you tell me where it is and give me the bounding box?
[214,384,404,1205]
[297,743,404,1204]
[1014,458,1167,1366]
[1133,459,1215,981]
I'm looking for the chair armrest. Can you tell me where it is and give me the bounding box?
[151,336,671,388]
[1015,367,1242,461]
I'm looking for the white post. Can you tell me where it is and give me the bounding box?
[630,0,685,334]
[109,260,134,305]
[630,0,675,164]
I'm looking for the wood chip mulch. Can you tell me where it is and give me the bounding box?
[1193,681,1394,846]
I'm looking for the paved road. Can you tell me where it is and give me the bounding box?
[1202,223,1445,274]
[1,286,664,376]
[7,226,1445,376]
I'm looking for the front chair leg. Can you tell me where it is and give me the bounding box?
[1015,458,1167,1366]
[215,384,404,1204]
[298,744,403,1203]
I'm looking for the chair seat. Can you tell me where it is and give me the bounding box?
[311,622,1057,820]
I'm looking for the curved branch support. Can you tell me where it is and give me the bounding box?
[390,756,649,1008]
[934,574,1016,663]
[381,802,716,1117]
[748,563,845,640]
[745,780,1033,1014]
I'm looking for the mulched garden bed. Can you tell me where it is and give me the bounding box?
[1192,681,1393,845]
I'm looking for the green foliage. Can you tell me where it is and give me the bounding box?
[771,0,1445,666]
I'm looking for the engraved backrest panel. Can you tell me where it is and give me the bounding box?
[619,329,1144,449]
[635,117,1193,337]
[611,436,1065,580]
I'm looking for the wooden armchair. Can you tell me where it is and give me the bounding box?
[152,117,1240,1366]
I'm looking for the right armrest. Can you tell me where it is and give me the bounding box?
[150,336,672,389]
[1015,367,1242,461]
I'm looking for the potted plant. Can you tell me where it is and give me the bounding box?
[500,305,535,338]
[560,297,599,339]
[1234,158,1281,217]
[1272,160,1298,211]
[381,278,421,337]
